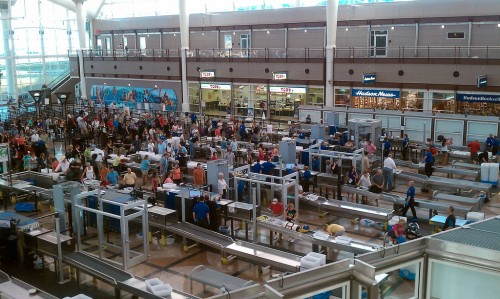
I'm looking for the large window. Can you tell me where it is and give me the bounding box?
[432,92,455,113]
[401,91,424,111]
[233,84,267,118]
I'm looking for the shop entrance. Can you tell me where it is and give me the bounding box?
[370,30,388,57]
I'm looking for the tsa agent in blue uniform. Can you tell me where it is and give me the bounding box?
[401,180,417,220]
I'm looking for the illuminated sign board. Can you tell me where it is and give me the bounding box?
[362,73,376,84]
[273,72,288,80]
[269,86,306,93]
[477,75,487,88]
[456,93,500,103]
[200,71,215,78]
[352,89,400,99]
[200,83,231,90]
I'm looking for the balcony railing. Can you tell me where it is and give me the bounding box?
[70,46,500,60]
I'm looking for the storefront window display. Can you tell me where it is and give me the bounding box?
[233,84,268,118]
[456,93,500,116]
[334,88,351,107]
[269,86,306,121]
[201,83,232,117]
[401,90,424,111]
[188,82,200,113]
[351,88,401,110]
[431,92,455,113]
[306,87,324,106]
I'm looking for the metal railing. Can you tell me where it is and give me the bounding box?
[70,46,500,60]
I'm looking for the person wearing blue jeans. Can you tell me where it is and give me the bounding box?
[383,154,397,190]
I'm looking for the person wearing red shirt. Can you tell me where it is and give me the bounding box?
[467,140,481,164]
[270,198,284,217]
[211,152,218,160]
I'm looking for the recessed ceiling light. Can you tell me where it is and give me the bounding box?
[441,25,445,29]
[154,85,157,88]
[391,26,395,30]
[497,23,500,27]
[173,33,176,36]
[345,28,349,31]
[304,29,308,33]
[128,83,131,86]
[233,31,236,35]
[267,30,270,34]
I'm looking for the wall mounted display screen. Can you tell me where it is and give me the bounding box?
[90,85,178,111]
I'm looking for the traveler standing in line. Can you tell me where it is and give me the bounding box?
[217,172,229,199]
[140,155,151,186]
[467,139,481,164]
[383,154,397,191]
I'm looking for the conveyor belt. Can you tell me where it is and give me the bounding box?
[166,222,302,272]
[65,252,132,283]
[320,200,394,222]
[167,222,234,248]
[395,160,480,178]
[257,221,377,255]
[468,218,500,233]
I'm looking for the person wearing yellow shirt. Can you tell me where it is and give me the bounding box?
[123,168,137,188]
[322,223,345,237]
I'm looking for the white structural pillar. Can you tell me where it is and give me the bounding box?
[38,0,47,85]
[74,0,88,101]
[179,0,190,112]
[325,0,339,107]
[2,2,18,100]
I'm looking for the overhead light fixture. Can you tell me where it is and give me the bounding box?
[498,23,500,27]
[233,31,236,35]
[202,32,205,35]
[104,82,107,85]
[304,29,308,33]
[345,28,349,31]
[441,25,445,29]
[391,26,395,30]
[267,30,270,34]
[154,85,158,88]
[173,33,176,37]
[128,83,131,86]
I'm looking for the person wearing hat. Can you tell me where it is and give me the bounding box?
[270,198,284,217]
[322,223,345,237]
[54,156,70,174]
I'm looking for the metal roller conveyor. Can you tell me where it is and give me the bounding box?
[165,222,302,272]
[320,200,394,222]
[257,220,377,255]
[395,159,480,179]
[394,170,492,198]
[341,185,473,218]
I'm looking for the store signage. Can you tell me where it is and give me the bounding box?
[200,83,231,90]
[269,86,306,94]
[362,73,376,84]
[352,89,400,99]
[200,71,215,78]
[273,72,288,80]
[456,93,500,103]
[477,75,487,88]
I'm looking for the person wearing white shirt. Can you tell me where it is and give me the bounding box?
[266,123,273,134]
[54,157,70,174]
[358,171,371,188]
[383,154,397,190]
[31,132,40,143]
[217,172,229,199]
[148,141,155,153]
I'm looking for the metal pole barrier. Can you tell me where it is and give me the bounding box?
[252,186,257,242]
[55,215,65,284]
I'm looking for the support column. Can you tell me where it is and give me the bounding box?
[74,0,88,101]
[66,9,73,53]
[325,0,339,107]
[2,8,18,100]
[38,0,47,85]
[179,0,190,112]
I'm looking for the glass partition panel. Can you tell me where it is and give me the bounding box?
[376,115,402,137]
[405,117,432,143]
[348,113,373,120]
[306,282,350,299]
[188,82,200,113]
[428,259,500,299]
[435,119,464,146]
[307,87,324,106]
[299,109,322,123]
[375,259,423,299]
[467,121,498,144]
